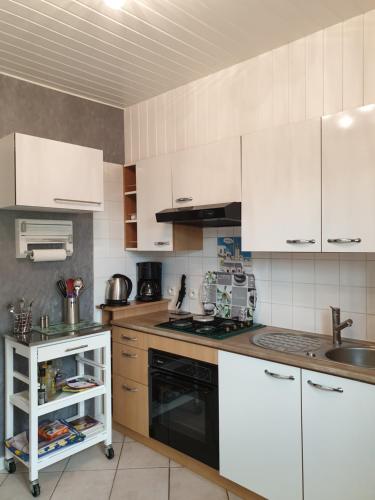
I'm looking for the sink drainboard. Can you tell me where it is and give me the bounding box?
[252,332,322,353]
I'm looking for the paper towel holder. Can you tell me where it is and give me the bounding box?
[15,218,73,261]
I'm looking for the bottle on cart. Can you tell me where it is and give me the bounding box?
[38,367,47,405]
[45,361,56,401]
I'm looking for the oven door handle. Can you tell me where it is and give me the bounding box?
[150,369,217,390]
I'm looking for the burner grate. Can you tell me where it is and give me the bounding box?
[252,332,322,353]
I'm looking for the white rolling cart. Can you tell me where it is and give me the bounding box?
[4,328,113,497]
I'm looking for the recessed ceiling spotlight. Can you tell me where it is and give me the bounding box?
[104,0,125,9]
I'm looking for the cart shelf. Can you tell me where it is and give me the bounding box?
[10,384,106,416]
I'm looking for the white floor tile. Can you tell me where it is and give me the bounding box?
[0,472,61,500]
[170,468,227,500]
[52,470,115,500]
[0,473,8,486]
[65,443,121,471]
[110,467,168,500]
[111,428,125,443]
[118,442,169,469]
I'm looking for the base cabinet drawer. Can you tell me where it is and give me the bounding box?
[113,375,149,437]
[112,327,147,350]
[37,333,108,362]
[113,342,148,385]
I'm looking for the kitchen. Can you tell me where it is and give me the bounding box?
[2,1,375,499]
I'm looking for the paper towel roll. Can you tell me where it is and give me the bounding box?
[30,249,67,262]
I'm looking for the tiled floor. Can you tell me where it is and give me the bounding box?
[0,429,243,499]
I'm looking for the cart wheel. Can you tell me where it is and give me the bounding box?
[30,483,41,497]
[105,446,115,460]
[6,459,16,474]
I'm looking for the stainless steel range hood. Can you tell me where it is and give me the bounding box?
[155,202,241,227]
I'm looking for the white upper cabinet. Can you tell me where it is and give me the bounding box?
[0,133,103,212]
[302,370,375,500]
[219,351,303,500]
[171,137,241,207]
[242,118,321,252]
[136,155,173,251]
[322,106,375,252]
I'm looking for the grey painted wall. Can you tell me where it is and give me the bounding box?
[0,74,124,456]
[0,74,124,164]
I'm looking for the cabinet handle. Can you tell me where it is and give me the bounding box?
[122,352,138,359]
[122,384,138,392]
[264,369,295,381]
[286,239,316,244]
[65,344,88,352]
[154,241,170,246]
[54,198,102,205]
[175,197,193,203]
[307,380,343,393]
[327,238,361,244]
[121,335,137,341]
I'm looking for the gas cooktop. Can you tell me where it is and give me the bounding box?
[156,316,264,340]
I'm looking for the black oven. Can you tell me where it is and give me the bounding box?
[149,349,219,469]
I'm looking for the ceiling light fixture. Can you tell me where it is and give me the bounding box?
[104,0,125,9]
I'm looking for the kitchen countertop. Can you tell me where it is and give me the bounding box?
[112,311,375,385]
[4,323,111,347]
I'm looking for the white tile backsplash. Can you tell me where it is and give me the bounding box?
[315,259,340,285]
[271,259,293,282]
[292,259,315,284]
[340,260,366,286]
[157,233,375,341]
[293,283,315,308]
[271,304,293,329]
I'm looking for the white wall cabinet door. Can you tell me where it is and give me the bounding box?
[302,370,375,500]
[15,134,103,211]
[137,156,173,251]
[322,106,375,252]
[171,136,241,207]
[242,118,321,252]
[219,351,303,500]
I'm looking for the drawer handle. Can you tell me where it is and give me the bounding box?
[121,335,137,341]
[286,239,315,244]
[65,344,89,352]
[307,380,343,393]
[327,238,361,244]
[175,197,193,203]
[54,198,101,206]
[265,369,295,381]
[122,352,138,359]
[154,241,170,246]
[122,384,138,392]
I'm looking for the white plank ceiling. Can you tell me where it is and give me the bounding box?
[1,0,375,108]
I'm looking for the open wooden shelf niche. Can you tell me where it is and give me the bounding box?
[124,164,138,249]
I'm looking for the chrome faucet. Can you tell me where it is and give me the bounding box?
[330,306,353,346]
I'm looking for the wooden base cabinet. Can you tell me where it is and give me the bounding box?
[113,374,149,437]
[219,351,303,500]
[302,370,375,500]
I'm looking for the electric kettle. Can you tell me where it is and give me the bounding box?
[105,274,132,306]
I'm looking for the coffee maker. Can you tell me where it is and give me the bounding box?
[136,262,162,302]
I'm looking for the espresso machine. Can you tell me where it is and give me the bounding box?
[136,262,162,302]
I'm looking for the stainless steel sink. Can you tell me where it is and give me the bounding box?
[325,346,375,368]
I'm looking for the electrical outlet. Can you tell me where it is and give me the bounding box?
[189,289,198,299]
[168,287,176,296]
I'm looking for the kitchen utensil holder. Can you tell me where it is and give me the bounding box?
[64,297,80,325]
[13,311,32,337]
